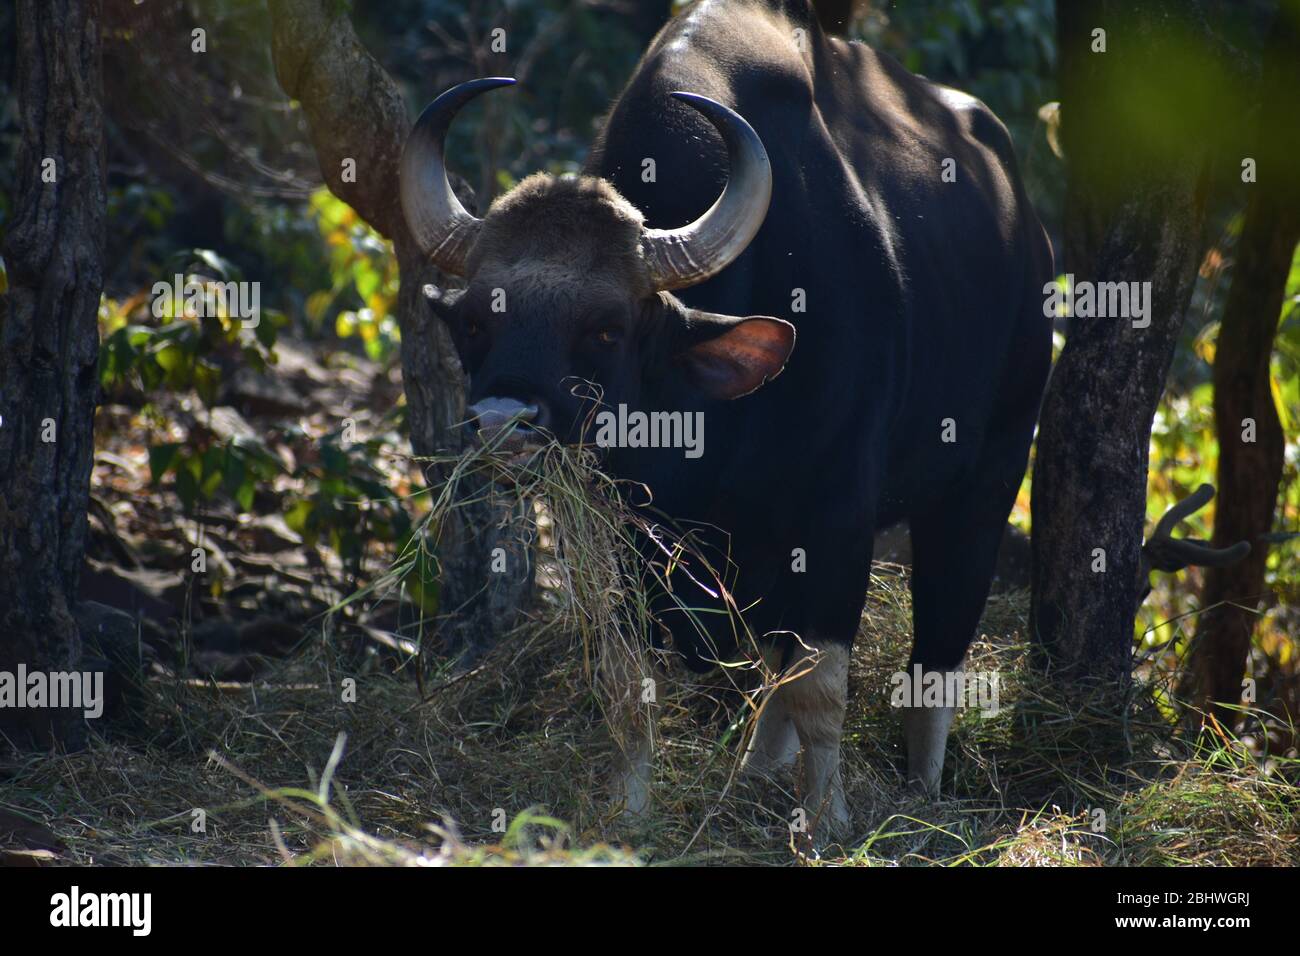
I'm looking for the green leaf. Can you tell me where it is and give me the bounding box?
[355,265,380,301]
[221,448,246,497]
[175,466,199,511]
[148,443,181,484]
[284,499,314,534]
[155,343,185,372]
[235,480,256,513]
[320,444,349,475]
[193,360,221,406]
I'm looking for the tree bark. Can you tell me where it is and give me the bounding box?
[267,0,449,456]
[1182,1,1300,722]
[0,0,106,748]
[267,0,530,661]
[1031,1,1217,689]
[1031,187,1208,687]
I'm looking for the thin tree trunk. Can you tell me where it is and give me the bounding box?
[1182,1,1300,722]
[0,0,106,748]
[1031,1,1217,690]
[267,0,451,454]
[267,0,531,661]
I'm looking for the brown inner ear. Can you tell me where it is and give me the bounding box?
[679,316,795,399]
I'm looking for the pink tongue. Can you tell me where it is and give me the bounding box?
[469,397,538,450]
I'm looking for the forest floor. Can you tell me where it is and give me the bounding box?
[5,576,1298,866]
[2,335,1296,867]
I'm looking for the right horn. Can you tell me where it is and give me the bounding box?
[399,77,516,276]
[641,92,773,291]
[1143,483,1251,574]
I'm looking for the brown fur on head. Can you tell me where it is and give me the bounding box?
[468,174,652,296]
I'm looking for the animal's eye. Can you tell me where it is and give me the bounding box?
[594,328,621,346]
[465,318,481,337]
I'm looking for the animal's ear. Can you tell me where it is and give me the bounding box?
[672,307,795,400]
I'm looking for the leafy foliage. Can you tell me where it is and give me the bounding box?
[305,190,401,364]
[283,423,414,577]
[99,251,281,406]
[96,246,413,579]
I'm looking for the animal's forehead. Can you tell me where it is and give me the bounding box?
[474,212,644,274]
[465,172,652,295]
[471,233,652,304]
[481,171,645,230]
[482,229,640,270]
[469,263,636,314]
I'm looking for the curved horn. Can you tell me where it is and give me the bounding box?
[1143,484,1251,574]
[400,77,516,276]
[1154,538,1251,572]
[1152,482,1216,540]
[641,92,773,291]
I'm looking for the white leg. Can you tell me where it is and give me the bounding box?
[741,696,800,776]
[741,642,800,776]
[789,643,850,837]
[749,641,851,840]
[900,667,961,795]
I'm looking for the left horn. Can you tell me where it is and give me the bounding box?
[400,77,516,276]
[641,93,773,291]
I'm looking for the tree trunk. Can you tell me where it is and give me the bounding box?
[393,245,535,669]
[0,0,106,748]
[1031,1,1218,690]
[1182,1,1300,723]
[1031,188,1208,688]
[267,0,531,661]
